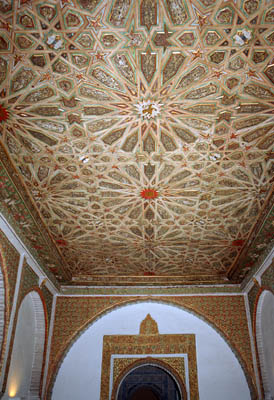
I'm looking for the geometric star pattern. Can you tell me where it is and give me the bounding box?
[0,0,273,285]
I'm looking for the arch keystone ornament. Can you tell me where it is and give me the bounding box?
[140,313,159,334]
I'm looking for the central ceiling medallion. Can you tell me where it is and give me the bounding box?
[141,188,159,200]
[135,100,162,120]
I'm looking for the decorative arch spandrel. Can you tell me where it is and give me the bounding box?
[46,295,257,399]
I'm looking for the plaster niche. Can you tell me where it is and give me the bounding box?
[4,291,45,400]
[256,290,274,400]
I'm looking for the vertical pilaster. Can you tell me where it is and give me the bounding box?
[41,294,57,399]
[244,292,262,399]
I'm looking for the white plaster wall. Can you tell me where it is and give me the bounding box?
[52,302,251,400]
[5,294,36,399]
[257,291,274,399]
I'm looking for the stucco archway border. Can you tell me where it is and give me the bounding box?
[46,298,257,399]
[253,286,274,399]
[2,287,48,397]
[111,357,188,400]
[0,249,9,375]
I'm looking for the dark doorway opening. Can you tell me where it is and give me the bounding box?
[129,386,160,400]
[117,364,182,400]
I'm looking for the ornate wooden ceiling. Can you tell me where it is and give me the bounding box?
[0,0,273,286]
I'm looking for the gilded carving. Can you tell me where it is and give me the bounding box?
[185,83,218,99]
[0,57,7,84]
[265,32,274,45]
[65,12,82,28]
[28,130,57,146]
[109,0,131,27]
[186,104,216,114]
[30,55,46,68]
[252,50,269,64]
[88,118,119,133]
[76,33,94,49]
[84,106,112,115]
[24,87,54,103]
[30,106,61,116]
[11,68,35,93]
[161,131,177,151]
[242,125,273,143]
[91,67,123,91]
[100,315,199,399]
[122,131,138,152]
[0,0,273,291]
[226,77,239,90]
[79,85,112,100]
[234,116,268,130]
[244,83,274,99]
[15,35,34,49]
[216,7,234,24]
[163,53,185,84]
[34,120,65,133]
[18,13,35,29]
[141,49,157,84]
[237,103,270,113]
[264,65,274,84]
[178,31,195,46]
[102,128,126,145]
[205,31,221,45]
[140,0,158,31]
[182,118,212,130]
[209,51,225,64]
[113,54,135,84]
[165,0,188,25]
[0,0,12,13]
[76,0,102,12]
[264,8,274,23]
[71,54,89,68]
[243,0,259,15]
[38,5,56,21]
[101,33,119,48]
[52,60,70,74]
[177,65,207,88]
[172,126,197,143]
[229,56,244,71]
[0,36,9,51]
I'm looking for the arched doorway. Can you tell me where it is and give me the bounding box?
[256,290,274,399]
[116,363,182,400]
[5,290,46,399]
[52,302,252,400]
